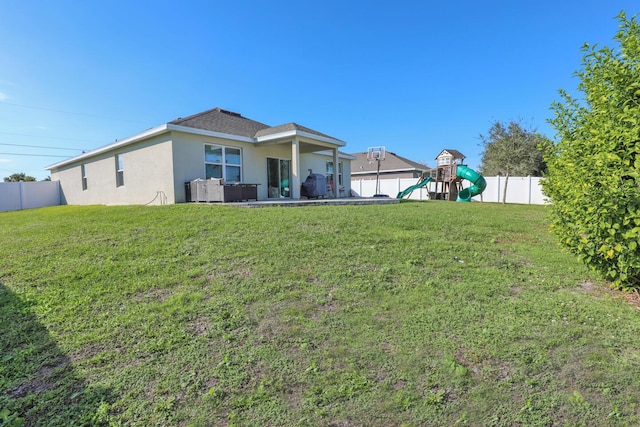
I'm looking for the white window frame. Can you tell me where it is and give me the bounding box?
[204,144,242,183]
[81,164,88,191]
[326,161,343,186]
[437,156,452,166]
[116,154,124,187]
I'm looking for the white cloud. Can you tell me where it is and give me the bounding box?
[0,92,7,101]
[0,158,11,163]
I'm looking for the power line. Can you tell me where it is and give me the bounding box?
[0,152,70,158]
[0,101,144,124]
[0,131,102,144]
[0,142,85,151]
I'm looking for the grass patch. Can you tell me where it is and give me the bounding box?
[2,202,640,425]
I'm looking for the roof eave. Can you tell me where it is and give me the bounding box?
[46,124,171,170]
[313,150,356,160]
[256,129,345,146]
[46,121,346,171]
[45,123,260,171]
[167,124,255,143]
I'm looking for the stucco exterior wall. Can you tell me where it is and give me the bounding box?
[170,132,298,202]
[342,157,352,195]
[300,153,352,196]
[251,144,293,200]
[51,134,174,205]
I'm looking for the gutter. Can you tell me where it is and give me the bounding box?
[46,124,172,170]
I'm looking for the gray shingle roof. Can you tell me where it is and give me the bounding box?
[169,107,270,138]
[170,107,342,142]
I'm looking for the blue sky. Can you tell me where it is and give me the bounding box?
[1,0,639,180]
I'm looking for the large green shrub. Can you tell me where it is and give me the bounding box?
[543,12,640,289]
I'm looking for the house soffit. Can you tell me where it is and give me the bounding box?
[255,129,345,147]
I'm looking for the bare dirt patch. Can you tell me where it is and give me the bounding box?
[576,280,640,309]
[133,287,173,303]
[189,316,211,337]
[207,266,254,281]
[578,280,598,294]
[8,359,71,398]
[622,289,640,308]
[69,342,111,362]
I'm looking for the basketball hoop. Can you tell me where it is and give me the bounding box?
[367,146,387,197]
[367,146,386,162]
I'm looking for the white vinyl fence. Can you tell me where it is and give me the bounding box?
[0,181,61,212]
[351,176,547,204]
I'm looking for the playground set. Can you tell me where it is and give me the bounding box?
[395,149,487,202]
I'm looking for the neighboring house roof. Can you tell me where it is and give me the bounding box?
[46,107,346,170]
[435,149,465,160]
[349,151,431,175]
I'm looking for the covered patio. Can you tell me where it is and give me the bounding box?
[254,123,347,200]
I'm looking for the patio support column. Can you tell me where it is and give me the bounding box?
[332,148,340,198]
[290,137,301,199]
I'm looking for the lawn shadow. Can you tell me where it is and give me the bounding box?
[0,282,116,426]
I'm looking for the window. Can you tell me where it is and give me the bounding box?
[205,144,242,182]
[81,164,88,191]
[326,161,343,186]
[116,154,124,187]
[437,156,452,166]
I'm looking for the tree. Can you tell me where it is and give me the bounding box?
[3,173,36,182]
[542,12,640,289]
[479,120,548,203]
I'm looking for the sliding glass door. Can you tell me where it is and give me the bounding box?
[267,158,290,198]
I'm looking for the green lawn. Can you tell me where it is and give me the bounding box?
[2,202,640,426]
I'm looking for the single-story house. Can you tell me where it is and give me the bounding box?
[349,151,435,180]
[46,107,354,205]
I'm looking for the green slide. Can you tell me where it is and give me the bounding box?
[456,165,486,202]
[396,177,434,199]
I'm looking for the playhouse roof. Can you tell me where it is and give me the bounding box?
[435,149,465,160]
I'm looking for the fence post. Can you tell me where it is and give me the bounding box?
[57,181,61,205]
[18,182,24,210]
